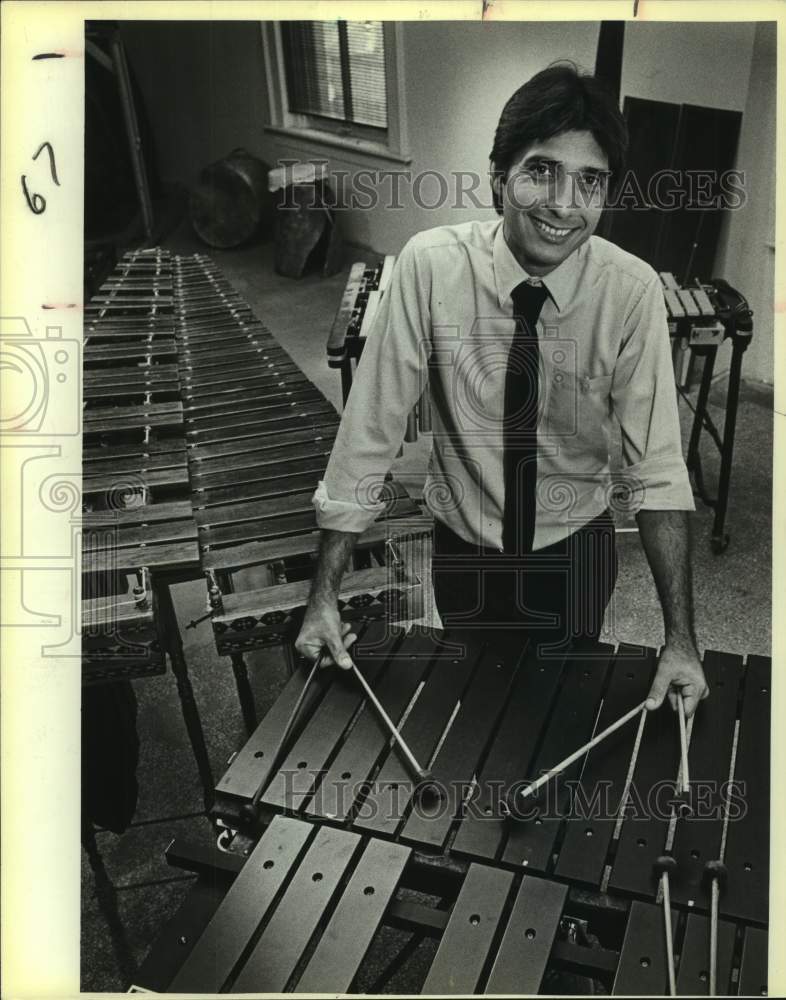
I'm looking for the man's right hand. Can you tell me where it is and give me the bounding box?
[295,599,356,670]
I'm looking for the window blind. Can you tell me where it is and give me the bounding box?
[281,20,388,130]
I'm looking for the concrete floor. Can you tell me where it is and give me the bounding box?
[81,223,773,992]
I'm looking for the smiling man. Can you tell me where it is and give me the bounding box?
[296,63,708,718]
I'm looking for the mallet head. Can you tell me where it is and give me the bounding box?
[414,769,440,802]
[702,859,729,890]
[654,854,678,877]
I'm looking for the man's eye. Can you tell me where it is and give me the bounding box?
[531,162,557,179]
[577,173,606,193]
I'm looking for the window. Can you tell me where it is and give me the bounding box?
[281,21,388,130]
[262,20,409,163]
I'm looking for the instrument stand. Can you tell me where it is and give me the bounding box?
[81,816,138,984]
[157,581,215,811]
[214,569,259,735]
[229,652,258,735]
[682,324,752,554]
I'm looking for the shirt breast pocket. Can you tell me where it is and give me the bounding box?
[542,370,613,453]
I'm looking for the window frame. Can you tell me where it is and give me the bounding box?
[261,20,411,164]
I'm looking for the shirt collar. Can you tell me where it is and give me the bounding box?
[492,219,585,313]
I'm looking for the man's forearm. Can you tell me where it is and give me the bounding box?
[309,529,359,606]
[636,509,697,649]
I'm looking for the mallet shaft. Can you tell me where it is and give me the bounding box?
[709,877,719,995]
[515,701,647,802]
[677,695,690,794]
[351,661,430,780]
[661,872,677,997]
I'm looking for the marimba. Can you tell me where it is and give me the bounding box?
[327,258,753,552]
[136,623,769,994]
[82,248,211,804]
[173,255,431,733]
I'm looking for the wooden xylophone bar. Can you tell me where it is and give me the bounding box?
[135,624,769,993]
[140,837,765,995]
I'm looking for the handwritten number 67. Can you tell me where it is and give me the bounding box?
[21,142,60,214]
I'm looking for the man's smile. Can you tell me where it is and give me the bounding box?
[529,216,581,243]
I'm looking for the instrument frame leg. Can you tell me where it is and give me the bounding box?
[229,652,258,735]
[157,581,215,811]
[686,346,718,485]
[82,816,138,985]
[711,334,749,554]
[340,357,353,407]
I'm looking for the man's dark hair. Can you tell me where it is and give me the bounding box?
[489,63,628,213]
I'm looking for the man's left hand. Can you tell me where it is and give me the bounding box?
[645,642,709,717]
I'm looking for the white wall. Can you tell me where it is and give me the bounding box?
[620,21,756,111]
[714,22,776,385]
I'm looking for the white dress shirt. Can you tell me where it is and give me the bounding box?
[314,218,694,551]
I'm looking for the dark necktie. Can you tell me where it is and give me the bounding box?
[502,280,549,555]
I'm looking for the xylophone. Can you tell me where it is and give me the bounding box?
[136,622,769,994]
[82,248,429,809]
[82,248,210,804]
[173,255,431,734]
[327,258,753,552]
[326,255,431,442]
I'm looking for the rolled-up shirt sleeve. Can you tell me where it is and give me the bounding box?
[611,273,695,512]
[314,236,431,533]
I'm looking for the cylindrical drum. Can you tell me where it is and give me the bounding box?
[189,149,274,248]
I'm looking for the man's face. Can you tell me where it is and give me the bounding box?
[499,129,610,276]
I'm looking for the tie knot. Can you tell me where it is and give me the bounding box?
[511,281,548,327]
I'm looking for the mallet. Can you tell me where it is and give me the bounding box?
[502,701,648,817]
[349,660,435,790]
